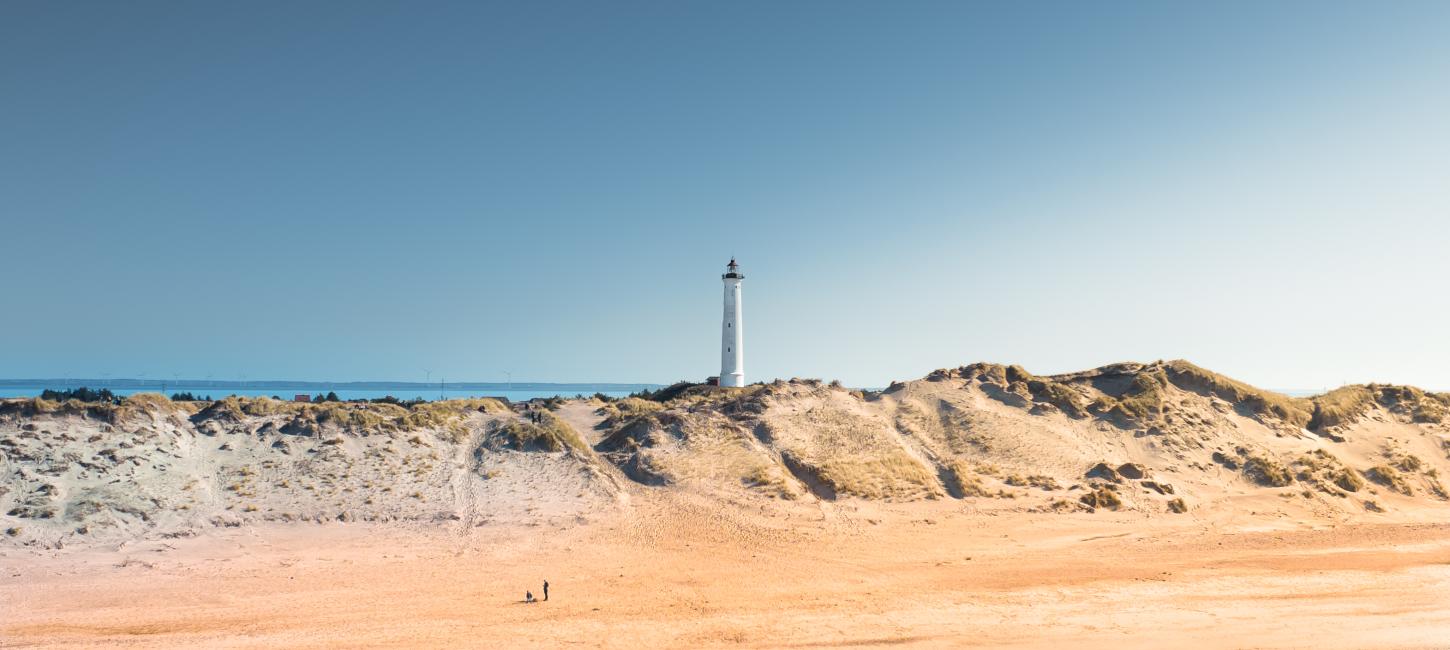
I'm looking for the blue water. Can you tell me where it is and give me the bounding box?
[0,383,652,403]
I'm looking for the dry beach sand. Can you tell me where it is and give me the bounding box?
[6,499,1450,648]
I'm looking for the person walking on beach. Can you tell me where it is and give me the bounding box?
[543,580,549,601]
[526,590,535,603]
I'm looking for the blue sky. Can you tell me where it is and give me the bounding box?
[3,2,1449,389]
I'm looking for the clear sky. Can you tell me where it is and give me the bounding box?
[3,2,1449,390]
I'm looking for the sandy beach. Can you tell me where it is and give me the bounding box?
[6,492,1450,649]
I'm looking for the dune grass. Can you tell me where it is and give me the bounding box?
[1365,465,1414,495]
[401,398,507,432]
[1292,449,1362,493]
[814,452,942,500]
[1110,367,1171,421]
[492,410,589,454]
[312,402,405,431]
[119,392,175,411]
[1067,360,1312,428]
[1079,485,1122,510]
[597,397,666,428]
[943,460,995,497]
[1243,454,1294,487]
[742,462,797,498]
[1304,384,1450,428]
[1413,397,1447,423]
[1308,386,1375,430]
[1162,360,1313,428]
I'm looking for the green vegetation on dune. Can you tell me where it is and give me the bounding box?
[1292,449,1363,494]
[1161,360,1312,428]
[943,460,993,497]
[1079,485,1122,510]
[1412,397,1448,424]
[1303,384,1450,430]
[1308,386,1376,430]
[314,402,407,431]
[597,397,666,428]
[983,360,1313,429]
[401,398,509,431]
[1108,366,1171,421]
[491,409,589,454]
[177,396,509,440]
[813,452,942,500]
[1243,454,1294,487]
[1365,465,1414,495]
[0,392,193,422]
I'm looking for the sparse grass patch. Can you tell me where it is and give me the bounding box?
[312,402,398,431]
[1047,499,1080,512]
[815,452,942,500]
[1166,497,1188,513]
[491,410,589,454]
[1309,386,1375,430]
[945,461,993,497]
[1079,485,1122,510]
[1392,454,1424,473]
[1365,465,1414,495]
[598,397,666,428]
[742,463,796,498]
[1243,455,1293,487]
[117,393,182,419]
[1332,468,1364,492]
[1425,475,1448,500]
[1004,474,1060,491]
[1412,397,1447,423]
[1110,367,1170,421]
[1292,449,1363,494]
[401,399,507,431]
[1163,360,1313,428]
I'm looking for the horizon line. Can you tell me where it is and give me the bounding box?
[0,378,667,389]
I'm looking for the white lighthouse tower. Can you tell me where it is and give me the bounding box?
[720,258,745,387]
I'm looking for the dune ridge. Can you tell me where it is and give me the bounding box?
[4,359,1450,548]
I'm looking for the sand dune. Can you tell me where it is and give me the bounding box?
[4,360,1450,647]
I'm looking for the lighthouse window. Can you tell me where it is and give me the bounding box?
[727,323,731,327]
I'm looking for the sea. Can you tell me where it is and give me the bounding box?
[0,381,661,403]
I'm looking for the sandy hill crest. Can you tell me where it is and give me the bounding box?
[4,360,1450,547]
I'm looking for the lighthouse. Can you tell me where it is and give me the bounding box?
[720,258,745,387]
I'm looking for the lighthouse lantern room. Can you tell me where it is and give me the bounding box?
[720,259,745,388]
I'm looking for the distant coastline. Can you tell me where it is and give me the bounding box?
[0,378,664,402]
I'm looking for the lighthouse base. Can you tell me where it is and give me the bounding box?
[720,372,745,388]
